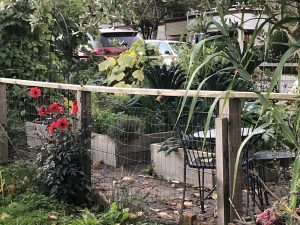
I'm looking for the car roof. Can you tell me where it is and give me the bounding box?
[100,28,137,34]
[145,40,188,44]
[145,39,180,43]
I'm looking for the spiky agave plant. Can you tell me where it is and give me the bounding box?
[143,64,187,90]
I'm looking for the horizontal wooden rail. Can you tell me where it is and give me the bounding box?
[0,77,298,100]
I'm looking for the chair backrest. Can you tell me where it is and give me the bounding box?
[177,112,216,169]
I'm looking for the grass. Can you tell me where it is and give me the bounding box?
[0,192,72,225]
[0,161,170,225]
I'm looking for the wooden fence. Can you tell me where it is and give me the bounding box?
[0,77,298,225]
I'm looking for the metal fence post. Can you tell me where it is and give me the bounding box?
[216,117,230,225]
[0,83,8,162]
[219,98,242,222]
[77,90,92,184]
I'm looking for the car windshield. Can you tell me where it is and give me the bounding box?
[99,32,140,47]
[169,42,191,54]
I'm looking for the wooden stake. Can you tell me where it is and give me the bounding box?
[77,91,91,184]
[216,118,230,225]
[0,83,7,162]
[219,98,243,222]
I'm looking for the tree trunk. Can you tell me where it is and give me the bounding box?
[151,19,160,39]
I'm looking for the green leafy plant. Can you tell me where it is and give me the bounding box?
[98,40,159,87]
[69,203,129,225]
[0,161,38,195]
[125,64,188,128]
[92,109,118,134]
[107,115,145,142]
[0,192,71,225]
[144,64,187,89]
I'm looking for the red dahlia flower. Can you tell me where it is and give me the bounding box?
[48,122,56,136]
[37,106,48,117]
[296,205,300,216]
[29,87,41,98]
[72,101,78,115]
[55,118,69,130]
[49,103,60,113]
[58,106,65,114]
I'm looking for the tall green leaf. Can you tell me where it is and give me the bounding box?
[232,122,271,196]
[267,42,300,96]
[177,52,223,125]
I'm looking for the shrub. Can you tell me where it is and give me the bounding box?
[107,115,145,142]
[0,161,38,195]
[69,203,129,225]
[28,87,93,207]
[92,109,118,134]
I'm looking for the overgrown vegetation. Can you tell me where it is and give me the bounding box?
[178,1,300,224]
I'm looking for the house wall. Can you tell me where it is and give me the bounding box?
[157,10,269,46]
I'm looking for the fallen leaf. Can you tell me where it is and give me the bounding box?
[171,180,180,184]
[149,208,161,213]
[0,213,10,220]
[128,211,143,219]
[48,212,57,220]
[176,202,182,210]
[184,201,193,208]
[7,185,16,194]
[157,212,173,219]
[92,161,104,170]
[122,176,133,182]
[193,192,200,198]
[211,191,217,200]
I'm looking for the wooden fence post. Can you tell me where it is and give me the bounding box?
[219,98,242,222]
[0,83,8,162]
[77,91,92,184]
[216,117,230,225]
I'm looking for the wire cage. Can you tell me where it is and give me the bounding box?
[0,80,297,224]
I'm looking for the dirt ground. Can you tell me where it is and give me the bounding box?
[92,163,290,225]
[92,163,218,225]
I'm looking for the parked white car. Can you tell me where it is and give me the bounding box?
[145,40,191,65]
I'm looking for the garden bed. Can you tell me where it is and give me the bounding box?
[91,131,173,167]
[25,122,174,167]
[151,143,215,187]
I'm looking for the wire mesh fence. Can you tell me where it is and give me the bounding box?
[0,81,297,224]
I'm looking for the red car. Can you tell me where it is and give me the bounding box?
[89,27,143,57]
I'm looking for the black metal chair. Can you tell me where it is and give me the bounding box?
[248,150,295,211]
[177,113,268,216]
[177,112,216,213]
[239,121,279,214]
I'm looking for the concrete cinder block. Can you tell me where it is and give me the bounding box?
[151,143,214,188]
[25,122,48,148]
[91,132,174,167]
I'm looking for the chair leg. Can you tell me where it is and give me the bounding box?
[245,155,250,215]
[180,162,187,222]
[252,176,256,209]
[200,168,205,213]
